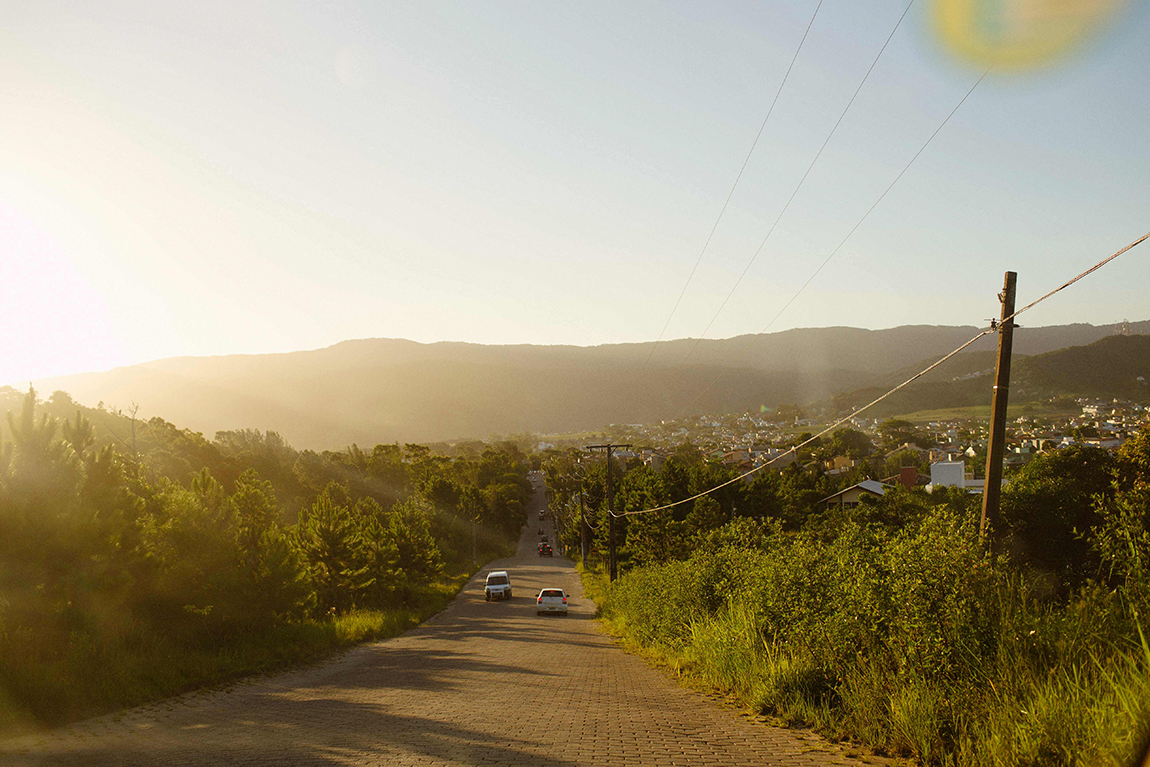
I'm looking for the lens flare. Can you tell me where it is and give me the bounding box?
[933,0,1128,68]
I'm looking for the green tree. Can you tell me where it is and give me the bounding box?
[1000,445,1115,589]
[685,495,728,541]
[231,469,281,568]
[137,482,242,633]
[60,410,95,459]
[829,428,874,459]
[878,418,933,451]
[387,496,442,600]
[296,487,363,614]
[353,497,401,607]
[620,466,679,568]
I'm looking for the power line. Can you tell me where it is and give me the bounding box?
[568,490,604,530]
[613,228,1150,518]
[641,0,825,372]
[1003,230,1150,325]
[759,66,993,336]
[583,510,603,531]
[616,324,993,515]
[678,65,991,416]
[682,0,917,362]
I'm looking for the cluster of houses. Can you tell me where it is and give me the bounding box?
[569,398,1147,511]
[821,462,986,510]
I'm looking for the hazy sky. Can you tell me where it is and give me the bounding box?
[3,1,1148,386]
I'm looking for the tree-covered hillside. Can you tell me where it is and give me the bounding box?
[827,334,1150,417]
[0,387,531,732]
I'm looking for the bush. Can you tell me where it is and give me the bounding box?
[602,507,1150,766]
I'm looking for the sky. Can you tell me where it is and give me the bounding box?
[3,0,1148,387]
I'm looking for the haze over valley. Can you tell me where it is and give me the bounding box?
[5,2,1150,763]
[28,320,1149,448]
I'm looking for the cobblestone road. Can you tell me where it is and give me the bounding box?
[2,487,886,766]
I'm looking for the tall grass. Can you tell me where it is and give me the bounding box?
[575,562,610,613]
[599,513,1150,766]
[0,575,467,736]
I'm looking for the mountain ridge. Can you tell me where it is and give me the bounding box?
[30,321,1149,448]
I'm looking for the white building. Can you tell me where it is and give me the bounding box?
[925,460,986,494]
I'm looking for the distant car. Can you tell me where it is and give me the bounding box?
[540,535,548,543]
[536,588,568,615]
[538,510,546,519]
[484,571,512,602]
[538,527,545,535]
[538,543,553,557]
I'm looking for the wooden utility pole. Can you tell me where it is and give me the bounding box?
[981,271,1017,538]
[129,402,140,461]
[579,487,588,568]
[586,443,630,582]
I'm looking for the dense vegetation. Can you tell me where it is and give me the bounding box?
[0,388,531,734]
[549,432,1150,765]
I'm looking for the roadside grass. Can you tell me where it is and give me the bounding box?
[575,561,610,613]
[0,569,481,737]
[592,529,1150,766]
[605,592,1150,765]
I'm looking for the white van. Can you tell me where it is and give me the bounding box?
[484,571,512,601]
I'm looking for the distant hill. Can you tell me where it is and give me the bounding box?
[31,321,1148,448]
[828,334,1150,418]
[1017,335,1150,398]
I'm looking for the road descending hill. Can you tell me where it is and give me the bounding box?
[1,483,884,766]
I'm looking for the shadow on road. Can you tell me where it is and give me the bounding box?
[28,698,584,767]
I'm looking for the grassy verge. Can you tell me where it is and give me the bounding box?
[595,523,1150,766]
[575,561,610,610]
[0,572,479,737]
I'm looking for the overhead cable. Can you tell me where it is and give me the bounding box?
[641,0,825,372]
[568,492,604,530]
[612,326,993,516]
[678,65,991,416]
[683,0,918,361]
[1003,230,1150,326]
[612,227,1150,518]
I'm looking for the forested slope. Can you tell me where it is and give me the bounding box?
[0,388,531,733]
[826,334,1150,417]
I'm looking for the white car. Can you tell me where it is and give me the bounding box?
[536,588,568,615]
[484,571,512,601]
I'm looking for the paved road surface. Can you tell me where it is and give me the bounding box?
[2,480,882,766]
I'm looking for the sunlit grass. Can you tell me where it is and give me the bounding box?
[0,578,467,737]
[575,561,609,614]
[594,538,1150,766]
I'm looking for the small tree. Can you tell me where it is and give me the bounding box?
[296,488,363,614]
